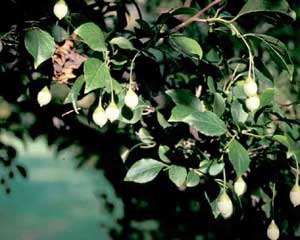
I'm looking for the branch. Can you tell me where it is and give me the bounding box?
[184,0,192,7]
[171,0,221,33]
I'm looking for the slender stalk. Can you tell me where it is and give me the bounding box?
[271,183,276,218]
[222,168,227,193]
[229,24,254,79]
[241,130,264,139]
[294,156,299,184]
[129,52,140,87]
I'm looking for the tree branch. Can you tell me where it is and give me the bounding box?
[171,0,221,33]
[184,0,192,7]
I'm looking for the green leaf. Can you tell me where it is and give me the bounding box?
[157,111,172,129]
[106,77,122,94]
[232,82,247,99]
[120,100,143,124]
[64,75,85,112]
[204,192,220,219]
[260,88,275,107]
[171,35,203,59]
[24,28,55,69]
[245,33,294,80]
[169,105,198,122]
[136,128,155,147]
[207,76,216,92]
[124,159,166,183]
[208,162,225,176]
[273,135,288,148]
[186,170,200,187]
[231,100,248,123]
[110,36,135,50]
[181,112,227,137]
[75,22,106,52]
[168,165,187,187]
[228,140,250,176]
[84,58,110,93]
[236,0,294,21]
[158,145,171,163]
[166,89,201,110]
[213,93,225,117]
[167,89,203,122]
[199,160,210,174]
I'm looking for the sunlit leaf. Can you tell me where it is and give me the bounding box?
[24,28,55,69]
[124,159,166,183]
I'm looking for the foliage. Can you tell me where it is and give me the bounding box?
[0,0,300,239]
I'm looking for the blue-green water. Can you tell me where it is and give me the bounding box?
[0,135,123,240]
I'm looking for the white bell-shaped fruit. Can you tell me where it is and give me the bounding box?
[92,105,108,127]
[105,101,120,122]
[234,176,247,197]
[53,0,68,20]
[267,220,280,240]
[289,183,300,207]
[217,192,233,219]
[245,95,260,112]
[37,86,52,107]
[124,88,139,109]
[243,78,258,97]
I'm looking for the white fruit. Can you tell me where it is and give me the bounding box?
[289,183,300,207]
[0,101,12,119]
[234,176,247,197]
[217,192,233,219]
[124,88,139,109]
[53,0,68,20]
[92,105,108,127]
[37,86,52,107]
[243,78,258,97]
[105,101,120,122]
[245,95,260,112]
[267,220,280,240]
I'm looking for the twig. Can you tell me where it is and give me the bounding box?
[184,0,192,7]
[132,0,143,20]
[249,144,269,154]
[171,0,221,33]
[61,108,81,117]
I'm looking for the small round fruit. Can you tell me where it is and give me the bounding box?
[267,220,280,240]
[124,88,139,109]
[289,183,300,207]
[37,86,52,107]
[92,105,108,127]
[245,95,260,112]
[53,0,68,20]
[234,176,247,197]
[105,101,120,122]
[217,192,233,219]
[243,78,258,97]
[0,101,12,119]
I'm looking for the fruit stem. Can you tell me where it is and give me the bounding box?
[241,130,264,139]
[271,183,276,218]
[294,155,299,184]
[129,52,140,87]
[229,23,254,80]
[222,168,227,193]
[110,77,115,102]
[103,51,115,102]
[98,96,103,107]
